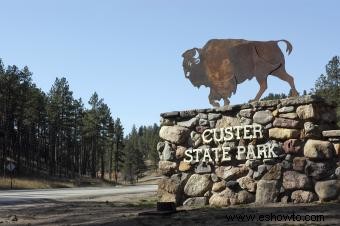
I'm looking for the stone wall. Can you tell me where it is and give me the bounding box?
[157,95,340,207]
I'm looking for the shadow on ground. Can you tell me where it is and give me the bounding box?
[104,202,340,226]
[1,201,339,225]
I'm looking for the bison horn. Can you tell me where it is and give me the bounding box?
[193,48,201,56]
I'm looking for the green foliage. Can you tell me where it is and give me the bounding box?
[122,124,159,183]
[47,77,76,176]
[0,60,47,175]
[0,58,160,182]
[112,117,125,183]
[137,123,160,167]
[313,56,340,125]
[122,125,146,183]
[261,93,287,101]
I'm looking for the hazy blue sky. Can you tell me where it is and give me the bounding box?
[0,0,339,132]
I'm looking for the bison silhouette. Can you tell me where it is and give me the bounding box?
[182,39,298,107]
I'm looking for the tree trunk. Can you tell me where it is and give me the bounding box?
[109,144,113,181]
[100,147,104,180]
[114,141,118,184]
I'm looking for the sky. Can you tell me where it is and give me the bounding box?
[0,0,339,133]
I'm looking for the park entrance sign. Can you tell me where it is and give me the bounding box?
[157,38,340,207]
[157,96,340,207]
[184,125,279,163]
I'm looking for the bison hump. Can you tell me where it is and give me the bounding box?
[228,43,256,84]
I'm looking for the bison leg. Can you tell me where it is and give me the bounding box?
[223,97,230,106]
[253,76,268,101]
[209,89,220,107]
[271,67,298,96]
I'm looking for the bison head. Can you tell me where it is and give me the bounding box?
[181,48,209,88]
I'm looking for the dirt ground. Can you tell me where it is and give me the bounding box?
[0,192,339,226]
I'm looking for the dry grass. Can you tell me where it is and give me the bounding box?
[0,168,160,190]
[0,177,75,189]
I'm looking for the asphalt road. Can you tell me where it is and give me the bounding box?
[0,184,157,206]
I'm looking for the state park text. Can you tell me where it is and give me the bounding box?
[184,125,278,163]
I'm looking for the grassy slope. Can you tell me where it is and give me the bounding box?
[0,168,161,189]
[0,176,75,189]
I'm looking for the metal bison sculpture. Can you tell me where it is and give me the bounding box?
[182,39,298,107]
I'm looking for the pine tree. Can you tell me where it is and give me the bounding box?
[0,58,137,182]
[72,98,84,177]
[47,77,75,176]
[98,102,111,180]
[113,118,124,183]
[107,117,115,181]
[148,123,160,167]
[83,92,103,178]
[135,124,160,168]
[122,125,146,184]
[314,56,340,125]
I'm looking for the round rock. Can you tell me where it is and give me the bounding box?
[159,125,190,145]
[253,110,273,125]
[304,139,335,159]
[184,174,212,197]
[315,180,340,201]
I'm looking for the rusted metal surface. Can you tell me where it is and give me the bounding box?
[182,39,298,107]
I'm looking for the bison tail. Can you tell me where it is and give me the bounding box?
[277,40,293,55]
